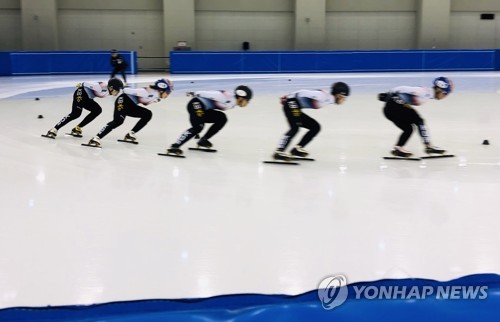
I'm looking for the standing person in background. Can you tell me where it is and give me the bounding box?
[43,80,110,139]
[272,82,350,161]
[379,77,453,158]
[110,49,128,85]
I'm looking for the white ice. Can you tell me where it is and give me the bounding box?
[0,72,499,308]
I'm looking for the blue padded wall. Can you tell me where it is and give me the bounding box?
[170,50,498,74]
[0,51,137,76]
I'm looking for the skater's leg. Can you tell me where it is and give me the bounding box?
[120,69,127,83]
[296,114,320,148]
[172,114,203,148]
[54,102,83,130]
[77,100,102,128]
[171,99,206,148]
[198,110,227,142]
[96,110,125,139]
[125,105,152,133]
[276,102,301,151]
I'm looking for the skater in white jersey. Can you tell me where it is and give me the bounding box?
[43,80,111,139]
[379,77,453,158]
[86,78,173,147]
[165,85,253,156]
[272,82,350,161]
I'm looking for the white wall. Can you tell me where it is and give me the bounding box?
[326,0,416,12]
[195,11,294,51]
[450,12,500,49]
[0,9,22,50]
[326,12,416,50]
[58,10,164,68]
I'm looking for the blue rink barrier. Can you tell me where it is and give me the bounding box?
[170,49,499,74]
[0,274,498,321]
[0,51,137,76]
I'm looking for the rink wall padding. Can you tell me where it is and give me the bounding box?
[170,49,499,74]
[0,51,137,76]
[0,274,498,322]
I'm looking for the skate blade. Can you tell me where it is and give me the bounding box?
[81,143,101,148]
[158,153,185,158]
[421,154,455,159]
[189,147,217,153]
[290,157,315,161]
[383,156,421,161]
[117,139,138,145]
[263,160,300,165]
[41,134,55,139]
[65,133,83,138]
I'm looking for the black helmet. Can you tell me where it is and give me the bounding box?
[108,78,124,92]
[234,85,253,100]
[331,82,350,96]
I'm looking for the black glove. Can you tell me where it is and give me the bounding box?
[378,93,389,102]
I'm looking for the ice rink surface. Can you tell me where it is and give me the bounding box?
[0,72,499,309]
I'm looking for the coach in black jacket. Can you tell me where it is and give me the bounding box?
[110,49,128,84]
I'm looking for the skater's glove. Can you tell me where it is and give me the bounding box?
[378,93,388,102]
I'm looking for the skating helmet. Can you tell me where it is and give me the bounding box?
[151,79,173,93]
[234,85,253,100]
[107,78,124,93]
[331,82,350,96]
[433,77,453,94]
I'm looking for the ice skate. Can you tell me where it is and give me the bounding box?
[290,146,309,158]
[263,150,299,165]
[167,146,183,155]
[118,131,138,144]
[197,138,213,149]
[42,128,57,139]
[123,131,136,142]
[391,146,413,158]
[421,145,454,159]
[71,126,82,136]
[189,138,217,152]
[66,125,83,137]
[273,150,291,161]
[425,145,446,155]
[82,136,101,148]
[158,145,186,158]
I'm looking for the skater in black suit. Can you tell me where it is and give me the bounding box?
[272,82,350,161]
[379,77,453,158]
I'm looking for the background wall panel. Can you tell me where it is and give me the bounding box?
[326,12,416,50]
[195,11,294,51]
